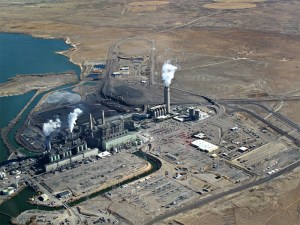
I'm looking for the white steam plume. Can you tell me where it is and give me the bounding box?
[43,118,61,136]
[162,61,178,87]
[68,108,82,132]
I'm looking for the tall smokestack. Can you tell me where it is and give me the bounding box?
[89,113,94,138]
[164,86,170,114]
[89,113,93,130]
[71,132,74,145]
[161,61,177,114]
[102,110,105,125]
[47,140,51,151]
[45,136,51,152]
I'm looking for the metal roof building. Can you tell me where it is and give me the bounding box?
[191,140,219,153]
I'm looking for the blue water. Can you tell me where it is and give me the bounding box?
[0,33,81,162]
[94,64,105,69]
[0,33,80,82]
[87,73,100,78]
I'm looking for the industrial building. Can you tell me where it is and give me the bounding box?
[194,133,206,139]
[191,139,219,153]
[45,146,99,172]
[1,187,15,195]
[149,105,167,118]
[102,132,137,151]
[149,84,172,118]
[42,111,141,171]
[56,190,71,199]
[97,151,111,158]
[238,146,248,153]
[188,108,209,120]
[38,194,49,201]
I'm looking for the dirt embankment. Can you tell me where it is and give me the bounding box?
[0,72,78,97]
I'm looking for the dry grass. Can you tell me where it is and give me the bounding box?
[214,0,265,3]
[128,1,169,6]
[203,2,257,9]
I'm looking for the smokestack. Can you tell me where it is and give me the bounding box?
[47,140,51,151]
[164,86,170,114]
[89,113,93,130]
[71,132,74,145]
[161,61,177,114]
[89,113,94,138]
[102,110,105,125]
[45,136,51,152]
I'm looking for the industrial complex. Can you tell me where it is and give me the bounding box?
[1,35,300,225]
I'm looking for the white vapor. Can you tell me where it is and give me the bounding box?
[68,108,82,132]
[43,118,61,136]
[162,61,178,87]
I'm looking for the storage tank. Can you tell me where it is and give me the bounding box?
[189,108,195,118]
[194,110,201,120]
[112,147,118,154]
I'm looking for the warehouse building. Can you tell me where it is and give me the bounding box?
[191,140,219,153]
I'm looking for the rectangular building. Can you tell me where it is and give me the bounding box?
[191,140,219,153]
[102,133,137,151]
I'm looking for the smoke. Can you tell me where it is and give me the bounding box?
[43,118,61,136]
[162,61,178,87]
[68,108,83,132]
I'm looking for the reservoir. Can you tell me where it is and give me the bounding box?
[0,33,81,162]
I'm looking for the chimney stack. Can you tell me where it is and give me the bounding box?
[90,113,94,138]
[89,113,93,130]
[71,132,74,145]
[102,110,105,125]
[46,136,51,152]
[164,86,170,114]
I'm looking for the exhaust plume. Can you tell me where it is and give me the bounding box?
[162,61,178,87]
[68,108,82,132]
[43,118,61,136]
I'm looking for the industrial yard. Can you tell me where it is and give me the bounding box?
[40,152,151,201]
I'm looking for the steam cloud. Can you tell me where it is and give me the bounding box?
[43,118,61,136]
[68,108,82,132]
[162,61,178,87]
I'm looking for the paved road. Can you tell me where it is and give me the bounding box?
[220,100,300,132]
[227,107,300,147]
[143,159,300,225]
